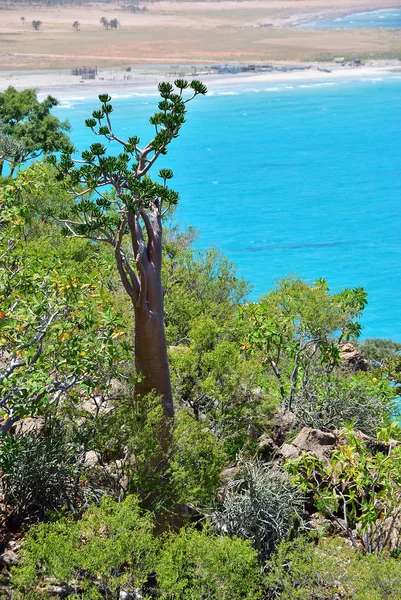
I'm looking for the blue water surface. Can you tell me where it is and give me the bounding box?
[55,77,401,340]
[300,8,401,29]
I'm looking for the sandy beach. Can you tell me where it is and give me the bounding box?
[0,60,400,100]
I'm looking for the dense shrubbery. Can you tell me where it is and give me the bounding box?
[265,535,401,600]
[12,496,262,599]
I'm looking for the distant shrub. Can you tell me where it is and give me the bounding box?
[156,526,263,600]
[357,337,401,364]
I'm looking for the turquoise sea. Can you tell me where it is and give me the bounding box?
[55,76,401,340]
[301,8,401,29]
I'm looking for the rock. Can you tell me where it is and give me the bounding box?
[278,409,298,429]
[0,550,19,566]
[220,465,241,486]
[84,450,100,467]
[340,343,370,372]
[47,585,70,597]
[280,443,301,460]
[14,416,45,435]
[279,427,336,463]
[257,434,278,459]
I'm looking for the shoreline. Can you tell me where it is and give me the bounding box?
[0,62,400,100]
[279,4,401,27]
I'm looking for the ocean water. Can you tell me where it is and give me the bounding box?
[55,76,401,340]
[300,8,401,29]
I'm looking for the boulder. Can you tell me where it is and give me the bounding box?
[279,427,336,463]
[14,416,45,435]
[0,550,19,566]
[280,443,302,461]
[84,450,100,468]
[340,343,370,372]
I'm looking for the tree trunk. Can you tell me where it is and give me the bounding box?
[114,207,174,455]
[134,303,174,441]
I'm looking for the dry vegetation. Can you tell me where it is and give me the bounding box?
[0,0,401,70]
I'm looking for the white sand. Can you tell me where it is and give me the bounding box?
[0,62,400,100]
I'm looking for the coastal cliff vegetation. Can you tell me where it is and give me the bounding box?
[1,83,401,598]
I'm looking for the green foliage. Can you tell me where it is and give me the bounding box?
[211,459,304,560]
[76,390,169,511]
[0,87,70,174]
[0,422,83,522]
[240,277,367,411]
[13,495,157,598]
[265,535,401,600]
[349,553,401,600]
[170,410,226,505]
[169,315,273,457]
[0,165,131,436]
[286,431,401,553]
[155,526,263,600]
[265,535,353,599]
[357,338,401,364]
[13,497,263,599]
[163,229,250,345]
[79,393,225,511]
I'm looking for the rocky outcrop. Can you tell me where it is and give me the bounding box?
[279,427,337,463]
[339,342,370,372]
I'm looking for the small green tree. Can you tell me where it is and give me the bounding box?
[241,277,368,412]
[110,18,120,29]
[31,20,42,31]
[0,165,130,436]
[0,86,70,176]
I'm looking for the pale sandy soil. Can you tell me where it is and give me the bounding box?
[0,61,400,100]
[0,0,401,72]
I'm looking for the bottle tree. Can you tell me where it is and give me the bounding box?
[51,80,207,452]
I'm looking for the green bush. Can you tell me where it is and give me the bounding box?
[12,495,157,598]
[155,526,263,600]
[0,423,83,523]
[349,553,401,600]
[170,410,226,505]
[265,535,352,599]
[265,535,401,600]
